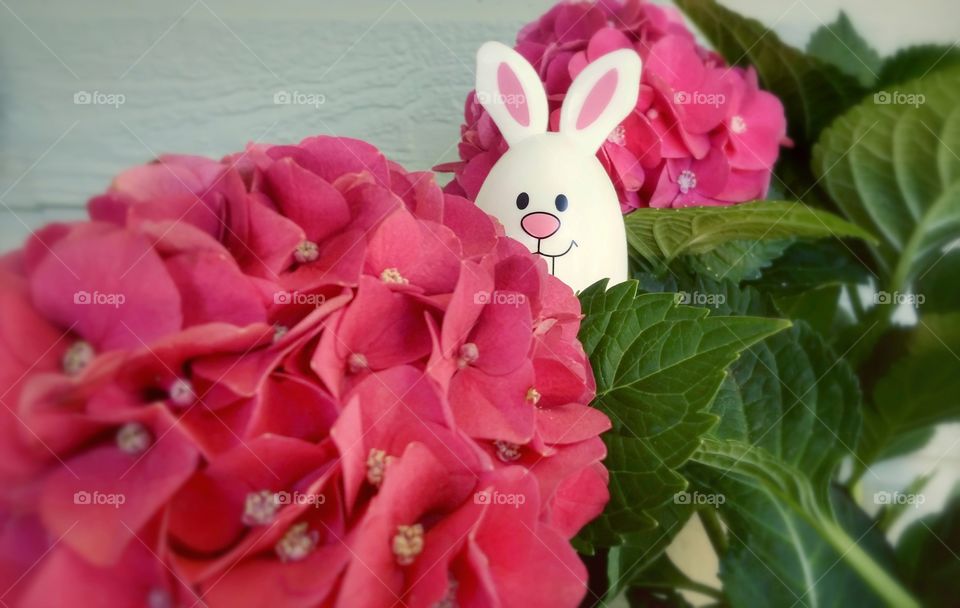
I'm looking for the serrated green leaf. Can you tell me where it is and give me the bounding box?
[689,439,920,608]
[812,66,960,290]
[807,11,882,87]
[576,280,790,547]
[878,44,960,89]
[624,202,874,267]
[674,0,865,145]
[685,238,793,283]
[713,320,862,500]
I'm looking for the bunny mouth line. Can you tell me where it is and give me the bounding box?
[533,239,578,275]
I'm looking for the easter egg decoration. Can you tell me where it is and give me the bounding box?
[473,41,641,292]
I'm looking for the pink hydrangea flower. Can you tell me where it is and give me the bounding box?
[438,0,788,211]
[0,135,608,607]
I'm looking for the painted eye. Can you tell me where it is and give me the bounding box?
[516,192,530,210]
[555,194,569,212]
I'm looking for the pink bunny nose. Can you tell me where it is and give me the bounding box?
[521,212,561,239]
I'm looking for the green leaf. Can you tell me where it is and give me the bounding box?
[624,201,874,265]
[712,320,862,499]
[878,44,960,89]
[812,66,960,290]
[807,11,882,87]
[749,239,872,296]
[896,488,960,607]
[915,247,960,312]
[858,314,960,468]
[748,240,873,340]
[685,239,793,283]
[689,440,920,608]
[576,280,790,546]
[674,0,865,145]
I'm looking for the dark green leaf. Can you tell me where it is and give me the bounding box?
[576,280,790,546]
[896,488,960,607]
[711,318,862,499]
[807,11,882,87]
[858,314,960,467]
[749,239,873,296]
[812,66,960,290]
[878,44,960,89]
[689,440,919,607]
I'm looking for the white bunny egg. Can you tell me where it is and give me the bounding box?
[473,41,642,293]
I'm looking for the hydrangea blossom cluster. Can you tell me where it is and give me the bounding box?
[0,136,610,607]
[438,0,789,211]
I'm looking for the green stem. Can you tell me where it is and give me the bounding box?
[816,519,920,608]
[698,508,729,555]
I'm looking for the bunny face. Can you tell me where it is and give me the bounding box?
[473,41,642,292]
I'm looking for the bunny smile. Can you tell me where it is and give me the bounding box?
[534,239,578,275]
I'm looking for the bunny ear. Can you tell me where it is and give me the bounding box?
[475,41,549,147]
[559,49,642,154]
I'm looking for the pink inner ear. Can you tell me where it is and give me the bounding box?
[576,69,618,130]
[497,62,530,127]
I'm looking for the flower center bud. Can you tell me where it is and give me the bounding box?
[62,341,95,376]
[272,324,289,343]
[525,387,542,406]
[380,267,409,285]
[731,115,747,134]
[275,522,318,562]
[457,343,479,368]
[646,108,660,121]
[294,240,319,264]
[243,489,281,526]
[348,352,369,374]
[366,447,389,487]
[168,378,196,407]
[493,440,523,462]
[607,125,626,146]
[677,170,697,194]
[116,422,152,455]
[392,524,424,566]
